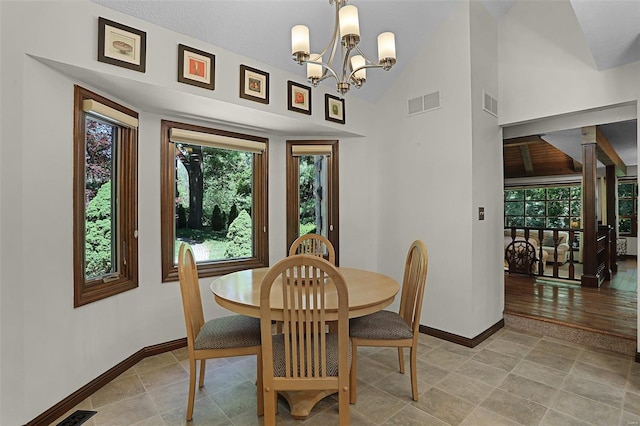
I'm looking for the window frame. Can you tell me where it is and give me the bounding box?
[160,120,269,282]
[73,85,139,307]
[286,140,339,264]
[504,183,582,229]
[617,179,637,237]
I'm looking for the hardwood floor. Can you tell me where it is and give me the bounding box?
[505,257,637,340]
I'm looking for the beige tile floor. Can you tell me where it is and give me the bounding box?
[54,327,640,425]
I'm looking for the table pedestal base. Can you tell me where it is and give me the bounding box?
[279,389,336,419]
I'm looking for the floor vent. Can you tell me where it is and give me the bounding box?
[483,89,498,117]
[408,91,441,116]
[56,410,97,426]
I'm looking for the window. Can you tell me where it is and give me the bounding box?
[618,180,637,236]
[73,85,139,307]
[286,141,339,263]
[504,185,582,229]
[161,121,268,281]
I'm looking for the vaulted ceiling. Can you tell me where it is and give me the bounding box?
[92,1,639,175]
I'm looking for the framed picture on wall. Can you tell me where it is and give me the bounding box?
[98,17,146,73]
[325,94,345,124]
[239,65,269,104]
[178,44,215,90]
[287,81,311,115]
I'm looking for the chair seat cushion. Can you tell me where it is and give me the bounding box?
[194,315,261,350]
[271,333,351,377]
[349,310,413,340]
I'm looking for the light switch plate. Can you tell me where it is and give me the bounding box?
[479,207,485,220]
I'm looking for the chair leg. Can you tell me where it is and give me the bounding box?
[397,347,405,374]
[187,357,196,421]
[256,350,264,416]
[198,359,206,388]
[349,340,358,404]
[410,345,418,401]
[339,384,350,425]
[263,388,277,426]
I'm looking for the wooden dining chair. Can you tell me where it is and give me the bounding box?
[289,233,336,264]
[177,243,263,421]
[348,240,428,403]
[259,254,350,425]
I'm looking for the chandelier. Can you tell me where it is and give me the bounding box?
[291,0,396,95]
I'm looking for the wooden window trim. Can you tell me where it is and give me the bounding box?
[286,140,339,264]
[618,180,637,237]
[73,85,139,307]
[160,120,269,282]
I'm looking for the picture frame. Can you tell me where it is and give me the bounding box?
[287,81,312,115]
[178,44,215,90]
[239,65,269,104]
[98,17,146,73]
[325,94,345,124]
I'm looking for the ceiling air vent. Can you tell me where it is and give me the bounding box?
[483,90,498,117]
[408,91,441,116]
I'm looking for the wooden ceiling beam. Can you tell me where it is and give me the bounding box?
[503,135,545,147]
[572,158,583,172]
[519,145,534,175]
[595,126,627,176]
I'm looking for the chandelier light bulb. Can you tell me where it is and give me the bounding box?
[339,5,360,39]
[291,25,310,55]
[307,53,323,80]
[351,55,366,81]
[377,32,396,62]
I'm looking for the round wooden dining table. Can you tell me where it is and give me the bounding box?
[210,266,400,418]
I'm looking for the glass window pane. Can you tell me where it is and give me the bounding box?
[548,201,569,217]
[570,186,581,199]
[174,143,253,263]
[547,217,568,228]
[619,199,634,216]
[505,216,524,227]
[299,155,329,238]
[570,200,581,216]
[504,189,524,201]
[84,116,117,280]
[525,188,546,200]
[505,201,524,216]
[619,218,632,234]
[525,201,545,216]
[525,217,545,227]
[619,183,634,198]
[548,187,570,200]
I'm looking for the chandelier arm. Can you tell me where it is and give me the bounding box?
[348,63,384,83]
[353,45,378,66]
[309,59,340,83]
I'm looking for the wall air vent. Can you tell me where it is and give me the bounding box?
[407,91,441,116]
[483,89,498,117]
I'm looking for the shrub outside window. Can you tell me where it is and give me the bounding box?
[160,121,268,281]
[73,85,139,307]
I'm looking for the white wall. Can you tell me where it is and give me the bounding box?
[470,2,504,338]
[499,0,639,127]
[0,2,379,423]
[373,3,504,339]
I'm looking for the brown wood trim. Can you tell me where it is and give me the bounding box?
[25,338,186,426]
[419,319,504,348]
[635,352,640,363]
[160,120,269,282]
[285,140,339,265]
[73,85,139,307]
